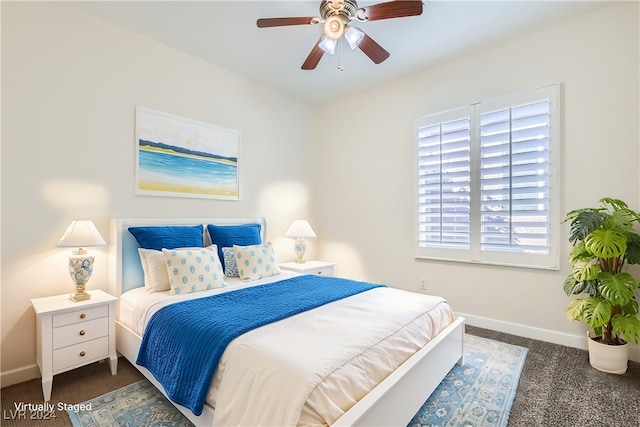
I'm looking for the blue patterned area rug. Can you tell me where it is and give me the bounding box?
[67,379,194,427]
[68,335,526,427]
[408,334,528,427]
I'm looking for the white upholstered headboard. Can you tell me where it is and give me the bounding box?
[108,217,267,298]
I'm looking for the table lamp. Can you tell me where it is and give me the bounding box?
[285,220,317,263]
[57,220,106,301]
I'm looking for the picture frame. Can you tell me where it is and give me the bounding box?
[134,106,240,200]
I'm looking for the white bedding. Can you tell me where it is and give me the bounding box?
[119,272,455,426]
[119,271,302,336]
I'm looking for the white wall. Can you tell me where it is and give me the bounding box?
[1,2,317,384]
[314,2,640,351]
[2,1,639,386]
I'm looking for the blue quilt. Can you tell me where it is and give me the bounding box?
[136,274,384,415]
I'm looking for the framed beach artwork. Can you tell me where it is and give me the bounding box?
[134,106,239,200]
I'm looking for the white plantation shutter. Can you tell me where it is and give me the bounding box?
[416,108,471,251]
[414,85,559,269]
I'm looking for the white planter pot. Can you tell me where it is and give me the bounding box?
[586,332,628,374]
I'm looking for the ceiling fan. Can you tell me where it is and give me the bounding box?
[256,0,423,70]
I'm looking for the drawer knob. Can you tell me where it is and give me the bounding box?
[80,313,86,319]
[79,330,86,336]
[79,351,86,357]
[317,271,323,275]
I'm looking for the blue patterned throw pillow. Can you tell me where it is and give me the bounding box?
[162,247,225,295]
[233,243,280,281]
[222,247,239,277]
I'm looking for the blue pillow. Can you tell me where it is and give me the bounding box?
[129,225,204,251]
[207,223,262,270]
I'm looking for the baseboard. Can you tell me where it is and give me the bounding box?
[458,312,640,363]
[1,364,40,388]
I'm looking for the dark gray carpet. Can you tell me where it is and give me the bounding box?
[0,359,143,426]
[2,326,638,426]
[467,325,640,427]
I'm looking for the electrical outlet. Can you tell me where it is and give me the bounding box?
[420,279,427,291]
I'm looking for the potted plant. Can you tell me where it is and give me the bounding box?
[563,197,640,374]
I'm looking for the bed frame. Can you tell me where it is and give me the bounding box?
[108,217,465,426]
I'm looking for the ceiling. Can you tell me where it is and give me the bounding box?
[70,1,612,105]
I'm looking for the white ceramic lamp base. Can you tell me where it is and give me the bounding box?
[68,251,94,302]
[294,238,307,263]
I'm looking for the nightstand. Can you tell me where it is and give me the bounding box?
[31,289,117,401]
[279,260,336,277]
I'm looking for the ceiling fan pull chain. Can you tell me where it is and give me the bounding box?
[338,37,344,71]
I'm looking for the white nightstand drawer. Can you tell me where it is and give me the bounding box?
[311,266,333,276]
[53,306,108,328]
[53,336,109,372]
[53,317,108,349]
[279,261,335,277]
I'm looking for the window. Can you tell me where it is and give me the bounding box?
[414,84,560,269]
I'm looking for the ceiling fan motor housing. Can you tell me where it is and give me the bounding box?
[320,0,359,39]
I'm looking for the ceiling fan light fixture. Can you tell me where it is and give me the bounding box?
[324,15,345,40]
[318,35,337,54]
[344,26,364,49]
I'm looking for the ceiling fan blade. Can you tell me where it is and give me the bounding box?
[358,33,390,64]
[301,38,325,70]
[257,17,319,28]
[357,0,423,21]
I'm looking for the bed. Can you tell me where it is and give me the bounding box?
[108,217,465,426]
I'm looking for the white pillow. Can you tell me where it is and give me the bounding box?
[139,245,218,292]
[162,246,226,295]
[233,243,280,281]
[138,248,171,292]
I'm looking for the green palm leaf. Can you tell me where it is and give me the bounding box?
[599,197,629,211]
[622,298,639,317]
[566,298,588,321]
[598,272,638,306]
[563,274,599,297]
[624,232,640,265]
[584,228,627,259]
[572,258,600,282]
[563,274,581,296]
[566,210,605,244]
[604,208,637,231]
[612,314,640,345]
[567,297,612,328]
[568,241,593,264]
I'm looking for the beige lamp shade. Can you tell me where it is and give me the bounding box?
[285,220,317,238]
[58,220,106,249]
